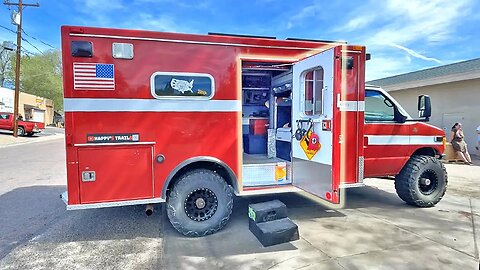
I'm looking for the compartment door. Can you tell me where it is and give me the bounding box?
[78,145,154,204]
[291,48,338,203]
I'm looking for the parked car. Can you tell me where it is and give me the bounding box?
[0,112,45,136]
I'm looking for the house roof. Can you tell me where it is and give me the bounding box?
[368,58,480,90]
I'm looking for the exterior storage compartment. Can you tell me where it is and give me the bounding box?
[77,145,154,204]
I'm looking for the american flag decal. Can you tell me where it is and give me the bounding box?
[73,63,115,90]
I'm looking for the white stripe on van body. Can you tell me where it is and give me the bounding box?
[64,98,241,112]
[367,135,443,145]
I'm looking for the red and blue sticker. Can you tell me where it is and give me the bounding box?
[86,133,139,143]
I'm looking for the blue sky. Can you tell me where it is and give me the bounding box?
[0,0,478,80]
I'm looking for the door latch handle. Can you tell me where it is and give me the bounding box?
[82,171,96,182]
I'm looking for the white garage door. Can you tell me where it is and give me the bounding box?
[32,109,44,123]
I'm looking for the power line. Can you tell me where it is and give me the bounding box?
[0,24,16,34]
[21,29,55,49]
[19,34,43,55]
[0,24,44,55]
[20,45,34,55]
[0,28,34,55]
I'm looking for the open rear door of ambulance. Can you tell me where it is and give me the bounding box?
[291,46,365,205]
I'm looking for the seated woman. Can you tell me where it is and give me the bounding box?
[450,122,472,165]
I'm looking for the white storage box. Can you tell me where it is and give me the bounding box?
[276,128,291,142]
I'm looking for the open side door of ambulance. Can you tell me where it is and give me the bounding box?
[291,46,365,205]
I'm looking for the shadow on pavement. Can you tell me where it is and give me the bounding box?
[0,185,67,259]
[0,182,421,262]
[342,184,410,210]
[160,185,417,261]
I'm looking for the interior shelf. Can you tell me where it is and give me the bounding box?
[242,87,270,90]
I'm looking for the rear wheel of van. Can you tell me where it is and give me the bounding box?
[167,169,234,237]
[395,155,447,207]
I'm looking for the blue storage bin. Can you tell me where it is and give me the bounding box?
[245,134,267,154]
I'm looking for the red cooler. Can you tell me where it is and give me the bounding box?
[249,119,268,135]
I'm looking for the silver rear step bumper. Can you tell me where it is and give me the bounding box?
[60,191,165,210]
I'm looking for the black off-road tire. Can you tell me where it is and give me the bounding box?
[395,155,448,207]
[167,169,234,237]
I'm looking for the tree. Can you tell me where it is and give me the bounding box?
[10,50,63,111]
[0,48,14,87]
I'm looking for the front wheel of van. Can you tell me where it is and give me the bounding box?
[166,169,234,237]
[395,155,448,207]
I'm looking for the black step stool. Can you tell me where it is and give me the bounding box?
[248,200,299,247]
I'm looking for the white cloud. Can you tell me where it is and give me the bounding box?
[133,0,211,10]
[389,43,442,64]
[123,13,188,33]
[287,3,321,29]
[72,0,188,34]
[334,14,375,32]
[340,0,475,79]
[366,56,410,81]
[81,0,124,11]
[368,0,472,45]
[74,0,125,27]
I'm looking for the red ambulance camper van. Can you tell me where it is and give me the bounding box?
[60,26,447,236]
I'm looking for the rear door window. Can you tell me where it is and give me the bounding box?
[304,67,324,116]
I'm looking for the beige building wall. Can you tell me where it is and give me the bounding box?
[18,92,54,125]
[388,78,480,153]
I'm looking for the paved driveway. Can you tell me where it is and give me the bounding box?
[0,138,478,269]
[0,127,64,148]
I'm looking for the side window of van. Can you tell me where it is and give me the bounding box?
[365,90,395,122]
[151,72,214,99]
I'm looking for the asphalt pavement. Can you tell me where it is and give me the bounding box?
[0,138,479,269]
[0,127,64,148]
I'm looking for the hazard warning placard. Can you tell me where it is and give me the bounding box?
[299,130,321,160]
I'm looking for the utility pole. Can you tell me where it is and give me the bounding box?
[3,0,39,137]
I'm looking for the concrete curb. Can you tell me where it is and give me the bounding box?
[0,134,65,149]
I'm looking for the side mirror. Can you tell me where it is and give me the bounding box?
[418,95,431,119]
